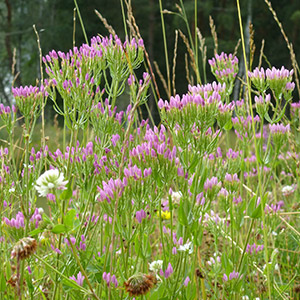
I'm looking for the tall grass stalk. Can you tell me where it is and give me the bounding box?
[236,0,271,297]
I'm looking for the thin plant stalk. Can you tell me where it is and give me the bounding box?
[236,0,271,297]
[158,0,171,96]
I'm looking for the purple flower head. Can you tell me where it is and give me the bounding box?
[102,272,118,287]
[204,176,221,191]
[136,209,147,223]
[183,276,190,287]
[164,263,173,279]
[70,271,85,286]
[128,74,135,86]
[269,123,290,135]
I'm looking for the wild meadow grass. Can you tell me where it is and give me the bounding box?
[0,0,300,299]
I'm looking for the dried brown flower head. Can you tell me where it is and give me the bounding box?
[7,274,18,288]
[195,268,204,278]
[11,237,37,260]
[294,284,300,293]
[124,272,157,297]
[7,274,25,288]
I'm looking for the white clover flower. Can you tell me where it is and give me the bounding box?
[171,191,182,204]
[149,260,163,273]
[35,169,68,197]
[178,241,193,254]
[281,185,295,196]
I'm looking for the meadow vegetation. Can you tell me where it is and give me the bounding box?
[0,0,299,299]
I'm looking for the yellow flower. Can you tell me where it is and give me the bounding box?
[157,210,171,220]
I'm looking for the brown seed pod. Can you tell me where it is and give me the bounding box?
[11,237,37,260]
[124,272,157,297]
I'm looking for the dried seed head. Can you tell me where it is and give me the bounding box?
[11,237,37,260]
[124,273,157,297]
[294,284,300,293]
[7,274,18,288]
[195,268,204,278]
[7,274,26,288]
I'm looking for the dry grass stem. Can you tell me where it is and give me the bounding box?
[175,4,183,14]
[258,39,265,69]
[185,53,193,85]
[172,30,178,96]
[125,0,160,99]
[94,9,117,37]
[264,0,300,96]
[178,30,197,78]
[233,38,241,58]
[209,15,218,55]
[154,61,170,99]
[197,27,207,83]
[249,22,256,69]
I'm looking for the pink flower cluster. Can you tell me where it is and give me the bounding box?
[208,52,239,79]
[159,262,173,279]
[246,243,264,254]
[269,123,290,135]
[136,209,147,223]
[124,165,152,180]
[3,208,43,229]
[96,178,126,203]
[102,272,118,287]
[223,270,239,281]
[204,176,221,191]
[70,271,85,286]
[0,104,16,115]
[12,84,48,98]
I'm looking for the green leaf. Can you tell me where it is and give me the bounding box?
[247,195,258,218]
[142,233,151,258]
[28,228,44,236]
[178,197,193,226]
[42,212,52,224]
[178,199,188,226]
[0,272,6,292]
[60,184,73,201]
[264,112,272,123]
[251,203,262,219]
[62,278,83,291]
[224,119,233,131]
[51,224,67,234]
[262,146,273,166]
[64,209,76,230]
[26,274,34,296]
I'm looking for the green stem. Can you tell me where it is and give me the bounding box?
[34,254,89,294]
[236,0,271,297]
[73,0,88,44]
[68,238,100,300]
[119,0,128,38]
[237,218,254,272]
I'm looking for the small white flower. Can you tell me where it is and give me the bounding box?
[149,260,163,273]
[178,241,193,254]
[171,191,182,204]
[282,185,295,196]
[35,169,68,197]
